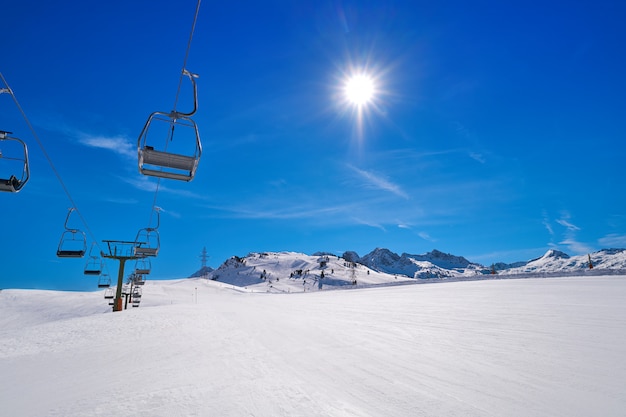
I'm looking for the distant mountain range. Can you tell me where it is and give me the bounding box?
[190,248,626,291]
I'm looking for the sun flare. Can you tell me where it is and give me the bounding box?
[344,74,375,106]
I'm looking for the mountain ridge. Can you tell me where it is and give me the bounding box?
[191,248,626,291]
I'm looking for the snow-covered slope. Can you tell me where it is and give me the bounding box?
[193,248,626,286]
[501,248,626,275]
[2,276,626,416]
[207,251,414,292]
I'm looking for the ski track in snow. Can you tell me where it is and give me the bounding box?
[1,276,625,416]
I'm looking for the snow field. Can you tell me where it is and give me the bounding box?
[1,275,625,416]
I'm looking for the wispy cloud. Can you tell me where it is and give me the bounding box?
[598,234,626,247]
[469,152,486,164]
[559,238,593,254]
[103,197,140,205]
[352,217,387,232]
[119,176,207,200]
[418,231,434,241]
[347,164,409,199]
[542,211,554,236]
[78,134,135,159]
[555,212,591,254]
[203,202,356,222]
[556,218,581,231]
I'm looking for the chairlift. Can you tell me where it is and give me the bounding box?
[134,258,151,275]
[57,208,87,258]
[137,69,202,182]
[0,130,30,193]
[134,274,146,285]
[97,275,111,288]
[84,243,103,275]
[134,208,160,257]
[104,287,114,299]
[132,298,140,307]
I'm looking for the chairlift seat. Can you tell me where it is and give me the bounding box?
[57,249,86,258]
[135,247,158,257]
[0,176,21,193]
[135,268,150,275]
[141,147,198,171]
[84,268,102,276]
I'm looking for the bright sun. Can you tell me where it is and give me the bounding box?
[344,74,375,106]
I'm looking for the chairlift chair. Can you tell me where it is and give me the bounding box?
[84,243,103,275]
[97,275,111,288]
[137,70,202,182]
[104,287,114,299]
[0,130,30,193]
[134,258,151,275]
[134,229,160,257]
[133,274,146,285]
[134,208,161,257]
[57,208,87,258]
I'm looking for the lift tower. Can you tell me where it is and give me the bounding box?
[101,240,144,312]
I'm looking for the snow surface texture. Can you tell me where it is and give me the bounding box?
[2,275,626,417]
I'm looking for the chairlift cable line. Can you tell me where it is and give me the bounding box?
[172,0,202,114]
[146,0,201,227]
[0,72,107,264]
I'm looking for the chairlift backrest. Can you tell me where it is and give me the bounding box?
[0,130,30,193]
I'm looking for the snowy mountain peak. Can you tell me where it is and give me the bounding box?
[541,249,570,260]
[402,249,475,270]
[360,248,401,268]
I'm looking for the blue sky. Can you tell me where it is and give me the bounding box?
[1,0,625,290]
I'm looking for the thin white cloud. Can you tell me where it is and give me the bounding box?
[205,202,355,221]
[119,176,207,200]
[598,234,626,248]
[348,164,409,199]
[469,152,486,164]
[556,218,580,231]
[559,238,593,255]
[103,197,140,205]
[78,134,135,159]
[352,217,387,232]
[543,217,554,236]
[418,231,434,241]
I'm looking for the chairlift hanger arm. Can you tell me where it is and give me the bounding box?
[0,131,30,192]
[171,69,199,118]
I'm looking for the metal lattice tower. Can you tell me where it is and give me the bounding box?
[199,246,209,268]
